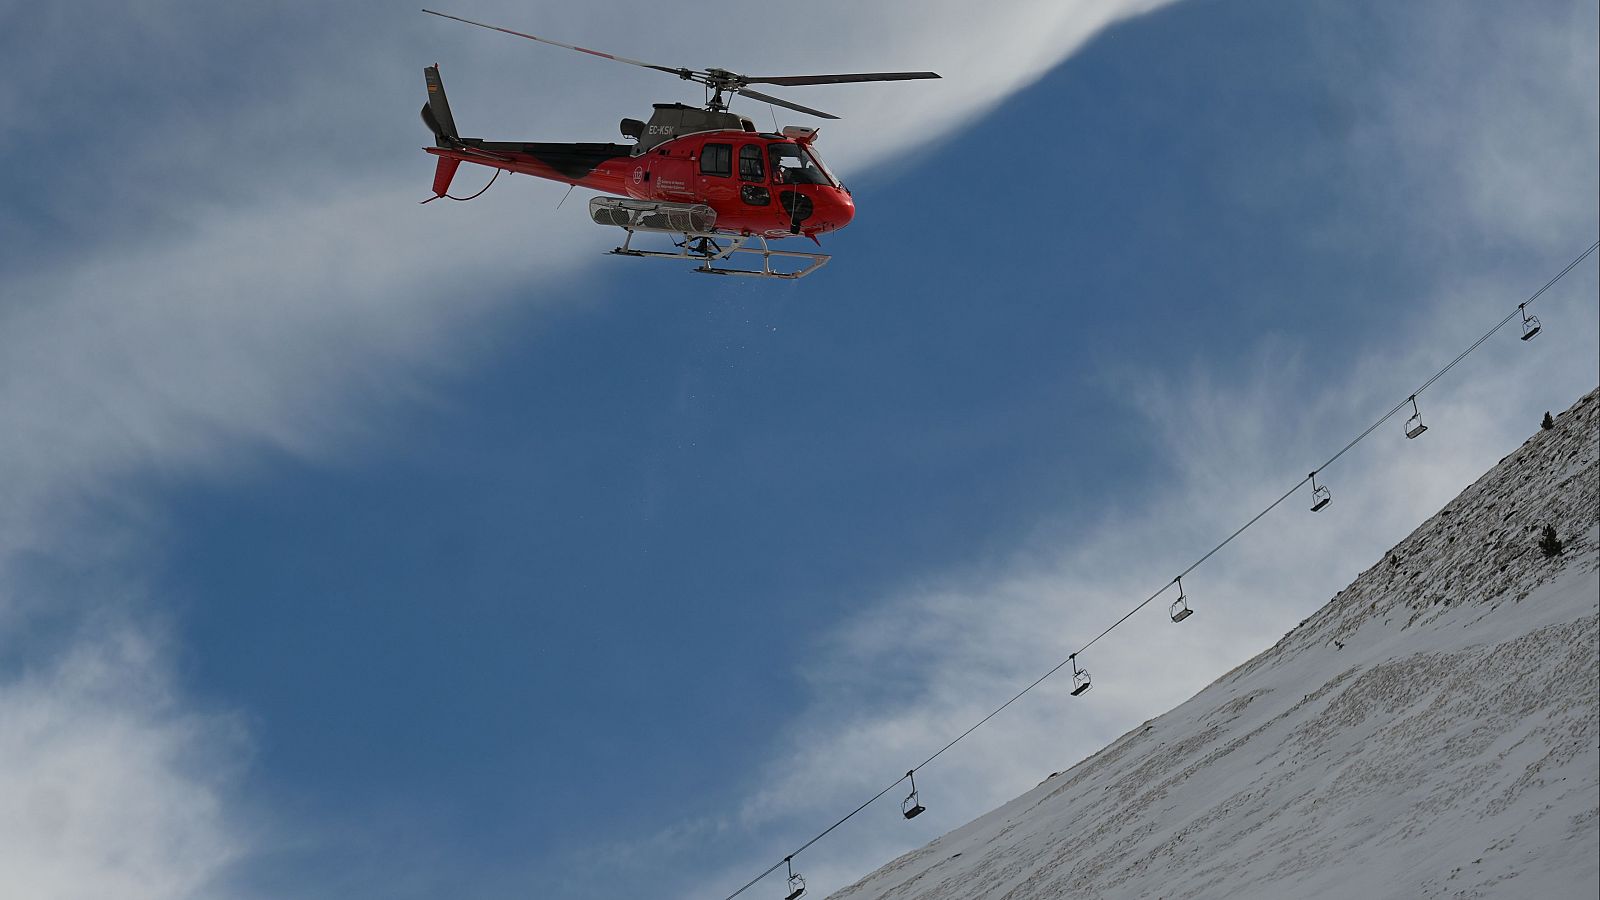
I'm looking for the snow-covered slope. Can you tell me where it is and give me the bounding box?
[832,389,1600,900]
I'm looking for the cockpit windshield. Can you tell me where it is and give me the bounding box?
[768,142,837,187]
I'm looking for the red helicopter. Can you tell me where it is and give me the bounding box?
[420,10,939,279]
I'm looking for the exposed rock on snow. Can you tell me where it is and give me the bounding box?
[832,389,1600,900]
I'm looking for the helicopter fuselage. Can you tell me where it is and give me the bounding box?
[426,126,855,240]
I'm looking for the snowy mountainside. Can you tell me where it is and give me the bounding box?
[831,388,1600,900]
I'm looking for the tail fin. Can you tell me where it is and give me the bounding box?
[421,64,459,146]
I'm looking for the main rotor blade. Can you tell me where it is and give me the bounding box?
[737,87,839,120]
[743,71,941,87]
[422,9,692,78]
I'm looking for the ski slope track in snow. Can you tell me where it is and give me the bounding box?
[832,388,1600,900]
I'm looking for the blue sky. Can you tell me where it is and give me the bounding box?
[1,1,1596,898]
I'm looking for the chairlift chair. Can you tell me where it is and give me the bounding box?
[901,770,926,819]
[784,857,805,900]
[1309,471,1331,512]
[1404,395,1428,440]
[1169,576,1193,622]
[1069,653,1092,696]
[1519,304,1541,341]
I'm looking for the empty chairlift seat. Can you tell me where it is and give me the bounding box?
[1070,653,1092,696]
[1520,304,1542,341]
[1310,471,1332,512]
[1404,395,1429,440]
[901,770,926,819]
[784,858,806,900]
[1169,576,1193,622]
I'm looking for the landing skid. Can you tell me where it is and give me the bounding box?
[609,229,829,280]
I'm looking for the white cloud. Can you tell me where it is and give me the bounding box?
[0,622,246,900]
[1366,0,1600,248]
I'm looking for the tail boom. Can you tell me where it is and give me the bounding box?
[421,64,631,199]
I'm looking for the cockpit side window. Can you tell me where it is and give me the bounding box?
[738,144,765,182]
[699,143,731,177]
[802,145,839,188]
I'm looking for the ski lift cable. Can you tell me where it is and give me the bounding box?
[717,238,1597,900]
[720,778,907,900]
[1312,239,1596,479]
[1082,241,1598,673]
[1411,239,1597,399]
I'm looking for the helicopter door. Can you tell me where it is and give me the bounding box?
[695,141,738,210]
[737,143,771,207]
